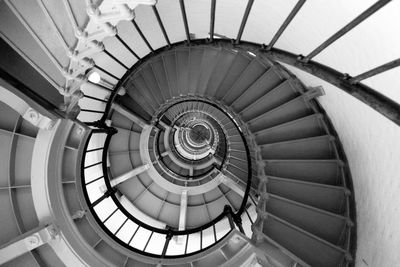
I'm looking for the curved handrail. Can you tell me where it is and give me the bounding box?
[80,126,255,258]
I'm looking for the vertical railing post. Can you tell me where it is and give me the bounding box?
[224,205,235,229]
[161,230,173,258]
[179,0,191,43]
[209,0,216,42]
[235,0,254,44]
[152,6,171,47]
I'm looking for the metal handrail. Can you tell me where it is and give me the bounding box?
[80,128,251,258]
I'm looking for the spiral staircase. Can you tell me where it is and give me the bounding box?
[1,0,400,266]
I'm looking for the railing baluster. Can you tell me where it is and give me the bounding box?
[131,19,154,52]
[179,0,191,43]
[235,0,254,44]
[102,208,118,223]
[80,109,104,114]
[184,234,189,254]
[90,187,117,208]
[114,218,129,235]
[84,161,102,169]
[267,0,306,49]
[115,35,140,60]
[128,226,140,245]
[86,147,104,153]
[83,94,108,103]
[85,175,104,186]
[209,0,216,42]
[212,224,217,242]
[200,230,203,249]
[302,0,392,62]
[152,6,171,47]
[349,58,400,84]
[161,231,173,258]
[103,49,129,70]
[94,64,120,81]
[143,231,154,251]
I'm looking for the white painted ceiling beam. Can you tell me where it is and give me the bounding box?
[100,164,150,193]
[177,190,188,244]
[0,225,56,265]
[110,164,150,187]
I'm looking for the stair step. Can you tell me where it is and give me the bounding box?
[204,49,237,97]
[163,52,179,97]
[215,53,252,100]
[131,75,159,110]
[254,114,325,145]
[196,47,221,95]
[260,135,336,160]
[125,82,155,115]
[151,56,172,100]
[248,96,313,133]
[223,58,267,105]
[267,176,348,214]
[264,160,343,186]
[176,48,190,95]
[240,79,300,121]
[262,214,348,267]
[264,194,348,245]
[231,67,284,112]
[141,64,164,105]
[188,47,204,95]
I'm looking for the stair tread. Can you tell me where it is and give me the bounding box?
[188,47,205,95]
[260,135,336,160]
[215,53,252,100]
[175,47,190,96]
[267,176,348,214]
[162,52,179,97]
[264,159,343,186]
[222,58,267,105]
[232,67,285,112]
[197,47,221,95]
[254,114,325,145]
[248,96,312,132]
[262,213,347,267]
